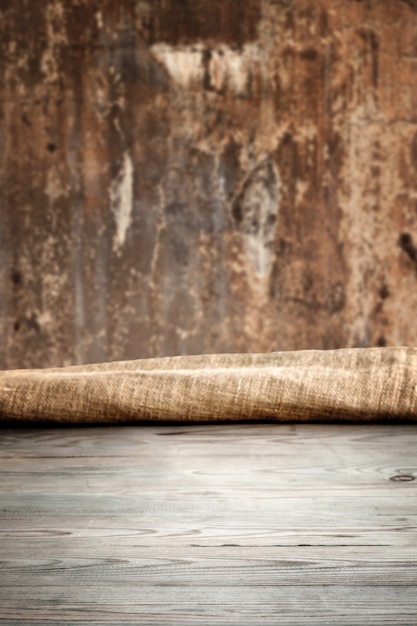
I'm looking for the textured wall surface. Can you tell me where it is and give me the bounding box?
[1,0,417,369]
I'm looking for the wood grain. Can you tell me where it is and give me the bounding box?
[1,424,417,624]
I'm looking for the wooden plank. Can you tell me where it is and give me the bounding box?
[1,424,417,455]
[1,493,417,527]
[1,549,417,586]
[1,587,417,625]
[1,424,417,624]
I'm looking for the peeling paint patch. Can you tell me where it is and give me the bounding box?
[232,159,280,280]
[40,0,68,84]
[45,170,68,204]
[208,44,261,95]
[151,43,203,87]
[110,152,134,252]
[96,10,104,30]
[151,42,261,96]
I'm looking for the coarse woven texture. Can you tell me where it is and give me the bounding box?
[1,347,417,424]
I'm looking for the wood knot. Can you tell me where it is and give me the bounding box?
[389,474,415,482]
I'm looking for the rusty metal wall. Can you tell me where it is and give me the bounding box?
[1,0,417,369]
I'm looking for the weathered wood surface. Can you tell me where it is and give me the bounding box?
[3,0,417,369]
[0,423,417,624]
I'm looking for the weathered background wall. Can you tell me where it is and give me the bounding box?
[1,0,417,369]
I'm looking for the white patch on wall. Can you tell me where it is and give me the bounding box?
[110,152,134,252]
[151,42,261,96]
[210,44,260,95]
[151,44,204,87]
[45,170,69,203]
[41,1,68,84]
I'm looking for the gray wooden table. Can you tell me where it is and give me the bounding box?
[0,423,416,625]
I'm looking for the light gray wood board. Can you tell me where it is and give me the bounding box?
[1,424,417,624]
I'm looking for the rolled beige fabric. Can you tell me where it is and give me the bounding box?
[1,347,417,423]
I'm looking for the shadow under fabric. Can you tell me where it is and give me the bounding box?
[0,347,417,424]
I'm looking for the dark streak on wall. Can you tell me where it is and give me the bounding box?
[1,0,417,368]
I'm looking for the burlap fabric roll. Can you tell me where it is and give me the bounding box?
[1,347,417,423]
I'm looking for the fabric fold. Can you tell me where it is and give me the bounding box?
[1,347,417,423]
